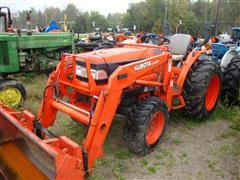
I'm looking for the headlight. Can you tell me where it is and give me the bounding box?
[76,65,88,78]
[76,65,108,80]
[91,69,108,80]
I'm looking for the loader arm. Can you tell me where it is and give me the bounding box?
[37,50,171,172]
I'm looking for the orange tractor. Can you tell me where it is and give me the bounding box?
[0,34,221,179]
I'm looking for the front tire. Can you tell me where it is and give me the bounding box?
[222,56,240,106]
[183,59,221,119]
[123,96,168,155]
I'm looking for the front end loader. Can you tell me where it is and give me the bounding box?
[0,104,84,179]
[0,34,221,178]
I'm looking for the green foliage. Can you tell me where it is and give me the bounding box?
[141,159,149,166]
[215,104,240,131]
[87,11,110,32]
[122,0,240,35]
[114,149,132,159]
[147,166,157,173]
[173,137,183,145]
[205,159,224,177]
[14,1,240,35]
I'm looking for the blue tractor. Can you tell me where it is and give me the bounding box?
[211,27,240,105]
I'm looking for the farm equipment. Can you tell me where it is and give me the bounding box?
[211,27,240,105]
[0,32,75,107]
[0,33,221,179]
[0,6,76,107]
[37,20,60,32]
[76,32,116,52]
[0,6,14,32]
[58,15,72,32]
[139,34,170,45]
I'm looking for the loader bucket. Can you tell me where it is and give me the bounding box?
[0,104,84,179]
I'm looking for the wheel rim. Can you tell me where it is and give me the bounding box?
[205,75,221,111]
[145,111,165,145]
[0,87,22,107]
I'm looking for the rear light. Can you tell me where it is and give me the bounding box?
[76,65,108,81]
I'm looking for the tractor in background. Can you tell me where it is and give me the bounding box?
[0,7,75,107]
[0,6,14,32]
[138,34,170,45]
[211,27,240,105]
[75,32,117,52]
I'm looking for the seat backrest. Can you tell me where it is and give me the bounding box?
[169,34,192,55]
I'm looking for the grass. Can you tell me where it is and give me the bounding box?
[114,149,132,159]
[147,166,157,173]
[232,142,240,157]
[196,171,205,180]
[205,159,224,177]
[219,144,230,153]
[215,104,240,131]
[155,148,176,168]
[140,159,149,167]
[112,164,127,179]
[220,130,239,139]
[180,152,189,164]
[171,103,240,132]
[172,137,183,145]
[18,74,47,113]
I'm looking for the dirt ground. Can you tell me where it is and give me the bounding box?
[49,112,240,180]
[18,75,240,180]
[84,114,239,180]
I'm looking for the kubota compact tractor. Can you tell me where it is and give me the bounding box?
[0,34,221,179]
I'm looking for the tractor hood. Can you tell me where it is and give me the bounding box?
[78,47,161,64]
[75,47,162,84]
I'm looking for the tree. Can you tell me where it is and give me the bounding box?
[44,7,62,25]
[87,11,109,32]
[74,13,88,33]
[107,13,124,28]
[62,4,79,22]
[13,1,239,35]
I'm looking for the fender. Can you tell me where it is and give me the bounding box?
[177,49,203,90]
[220,49,238,72]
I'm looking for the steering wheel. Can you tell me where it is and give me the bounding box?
[160,37,170,44]
[155,36,170,45]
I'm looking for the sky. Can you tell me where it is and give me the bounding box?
[1,0,144,16]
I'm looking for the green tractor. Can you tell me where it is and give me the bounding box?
[0,7,75,107]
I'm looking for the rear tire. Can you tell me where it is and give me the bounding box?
[183,59,221,118]
[123,96,168,155]
[0,79,26,107]
[222,56,240,106]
